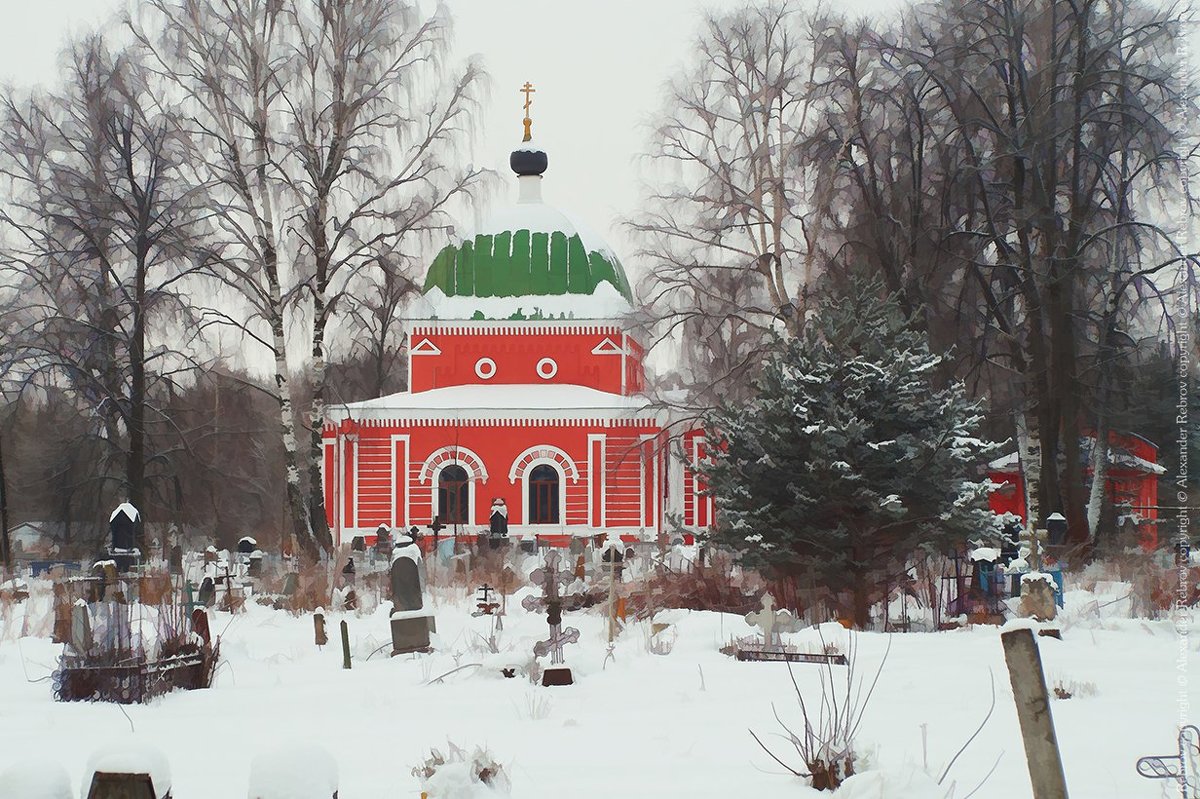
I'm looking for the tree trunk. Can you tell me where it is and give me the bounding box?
[1015,410,1042,530]
[1086,421,1109,542]
[0,428,10,573]
[264,255,318,563]
[128,236,148,551]
[308,289,333,552]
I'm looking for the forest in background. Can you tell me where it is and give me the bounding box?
[0,0,1197,562]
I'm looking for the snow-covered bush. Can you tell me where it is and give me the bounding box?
[750,635,890,790]
[412,742,510,798]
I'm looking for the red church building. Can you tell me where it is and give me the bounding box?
[322,119,711,547]
[986,430,1164,548]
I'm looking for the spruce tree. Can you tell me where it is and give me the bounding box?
[701,287,1002,627]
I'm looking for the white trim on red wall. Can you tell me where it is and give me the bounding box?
[390,434,410,529]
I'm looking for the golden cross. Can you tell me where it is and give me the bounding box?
[520,81,536,141]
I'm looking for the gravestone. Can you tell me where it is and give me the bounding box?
[52,582,72,644]
[601,536,626,581]
[374,524,393,561]
[198,577,216,608]
[83,741,171,799]
[247,551,263,578]
[70,599,92,655]
[191,608,211,647]
[389,534,434,655]
[109,503,138,551]
[745,594,802,646]
[351,536,366,552]
[314,608,327,647]
[168,545,183,577]
[107,503,141,572]
[237,537,257,555]
[488,498,509,549]
[1019,573,1059,621]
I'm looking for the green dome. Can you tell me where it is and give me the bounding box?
[423,227,632,303]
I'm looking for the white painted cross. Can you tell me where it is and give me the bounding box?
[745,594,802,646]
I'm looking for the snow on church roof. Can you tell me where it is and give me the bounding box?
[419,122,633,319]
[328,383,655,422]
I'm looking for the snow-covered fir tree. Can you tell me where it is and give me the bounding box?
[700,285,1003,627]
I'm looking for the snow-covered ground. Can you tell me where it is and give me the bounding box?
[0,581,1192,798]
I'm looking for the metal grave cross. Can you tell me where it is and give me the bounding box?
[472,583,500,617]
[534,624,580,666]
[745,593,802,647]
[1137,725,1199,798]
[524,550,579,666]
[526,550,574,605]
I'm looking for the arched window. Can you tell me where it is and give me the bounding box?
[528,464,560,524]
[438,464,470,525]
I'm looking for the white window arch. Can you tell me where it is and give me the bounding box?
[508,445,579,526]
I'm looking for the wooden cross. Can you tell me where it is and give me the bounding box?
[520,81,536,141]
[745,593,802,646]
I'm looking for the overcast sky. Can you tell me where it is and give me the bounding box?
[0,0,897,272]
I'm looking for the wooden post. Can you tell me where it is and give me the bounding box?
[340,620,351,670]
[1001,628,1069,799]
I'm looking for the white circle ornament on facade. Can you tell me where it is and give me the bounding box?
[475,357,497,380]
[536,357,558,379]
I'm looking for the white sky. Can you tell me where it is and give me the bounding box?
[0,0,897,273]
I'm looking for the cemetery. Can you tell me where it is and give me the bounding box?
[0,6,1195,796]
[0,499,1194,797]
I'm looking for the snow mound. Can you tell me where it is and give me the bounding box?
[83,739,172,798]
[422,761,511,799]
[247,742,339,799]
[0,758,72,799]
[834,766,943,798]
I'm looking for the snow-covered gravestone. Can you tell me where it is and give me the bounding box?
[70,599,92,655]
[744,594,802,647]
[247,743,338,799]
[82,740,172,799]
[390,533,435,655]
[108,502,141,572]
[733,594,844,664]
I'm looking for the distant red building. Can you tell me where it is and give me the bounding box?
[322,128,711,547]
[986,431,1163,549]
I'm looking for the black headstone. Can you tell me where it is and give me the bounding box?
[110,507,137,551]
[390,557,423,611]
[237,537,256,555]
[168,545,183,576]
[489,509,508,539]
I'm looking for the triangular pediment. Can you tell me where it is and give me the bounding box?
[591,337,624,355]
[410,338,442,355]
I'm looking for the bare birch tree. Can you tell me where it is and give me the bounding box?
[280,0,485,548]
[132,0,324,559]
